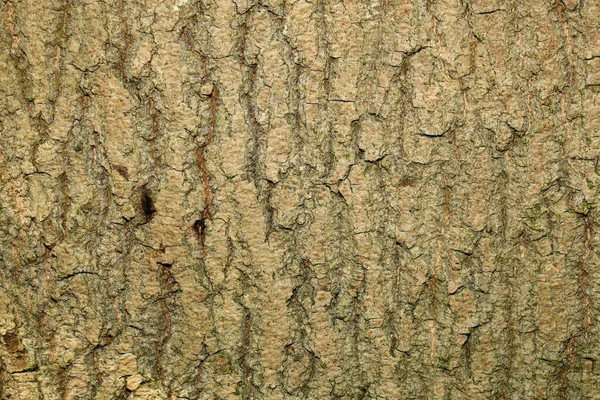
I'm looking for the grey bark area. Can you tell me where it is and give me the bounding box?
[1,0,600,398]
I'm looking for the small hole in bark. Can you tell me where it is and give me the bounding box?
[141,187,156,221]
[194,218,205,235]
[194,218,206,245]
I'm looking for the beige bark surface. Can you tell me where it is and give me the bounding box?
[1,0,600,398]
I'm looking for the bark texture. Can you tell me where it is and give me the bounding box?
[1,0,600,398]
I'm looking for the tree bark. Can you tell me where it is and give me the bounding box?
[1,0,600,398]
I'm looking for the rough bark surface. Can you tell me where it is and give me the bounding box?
[1,0,600,398]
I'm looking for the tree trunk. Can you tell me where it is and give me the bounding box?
[1,0,600,398]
